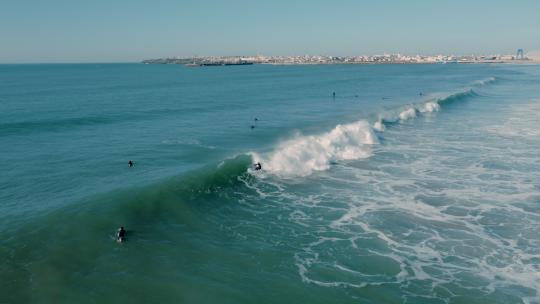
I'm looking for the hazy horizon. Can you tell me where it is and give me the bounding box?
[2,0,540,63]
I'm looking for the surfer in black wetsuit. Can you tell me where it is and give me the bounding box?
[128,160,134,167]
[117,227,126,242]
[254,162,262,171]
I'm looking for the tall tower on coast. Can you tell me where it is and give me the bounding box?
[516,49,524,60]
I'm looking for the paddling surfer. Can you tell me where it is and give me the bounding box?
[117,227,126,242]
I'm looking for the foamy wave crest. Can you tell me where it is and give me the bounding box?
[419,101,441,113]
[373,89,470,135]
[373,120,385,131]
[473,76,496,86]
[251,120,378,177]
[399,107,417,121]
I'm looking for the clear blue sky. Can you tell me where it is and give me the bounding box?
[1,0,539,63]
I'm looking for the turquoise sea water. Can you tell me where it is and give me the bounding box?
[1,63,539,303]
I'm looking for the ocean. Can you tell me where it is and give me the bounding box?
[1,63,539,303]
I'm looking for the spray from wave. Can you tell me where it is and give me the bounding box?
[399,107,417,121]
[420,101,441,113]
[250,121,378,177]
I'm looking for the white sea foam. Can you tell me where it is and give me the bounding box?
[244,75,540,302]
[372,119,386,131]
[486,101,540,139]
[251,120,378,177]
[285,112,540,302]
[399,107,417,121]
[420,101,441,113]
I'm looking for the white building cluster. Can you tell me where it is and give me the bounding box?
[143,52,531,65]
[211,53,530,64]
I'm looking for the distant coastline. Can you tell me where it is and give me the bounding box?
[142,54,534,66]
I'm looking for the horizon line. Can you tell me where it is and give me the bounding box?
[0,61,139,65]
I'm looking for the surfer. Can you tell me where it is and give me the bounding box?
[254,162,262,171]
[128,160,134,167]
[251,117,258,130]
[333,92,336,99]
[117,227,126,242]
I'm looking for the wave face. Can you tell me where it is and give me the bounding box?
[435,88,478,106]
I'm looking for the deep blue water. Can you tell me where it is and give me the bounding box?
[1,63,539,303]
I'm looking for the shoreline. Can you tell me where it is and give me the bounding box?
[143,60,539,66]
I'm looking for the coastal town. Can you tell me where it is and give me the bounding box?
[142,51,531,66]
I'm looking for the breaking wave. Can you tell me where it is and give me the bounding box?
[472,76,497,86]
[249,78,491,177]
[250,120,378,177]
[373,88,479,131]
